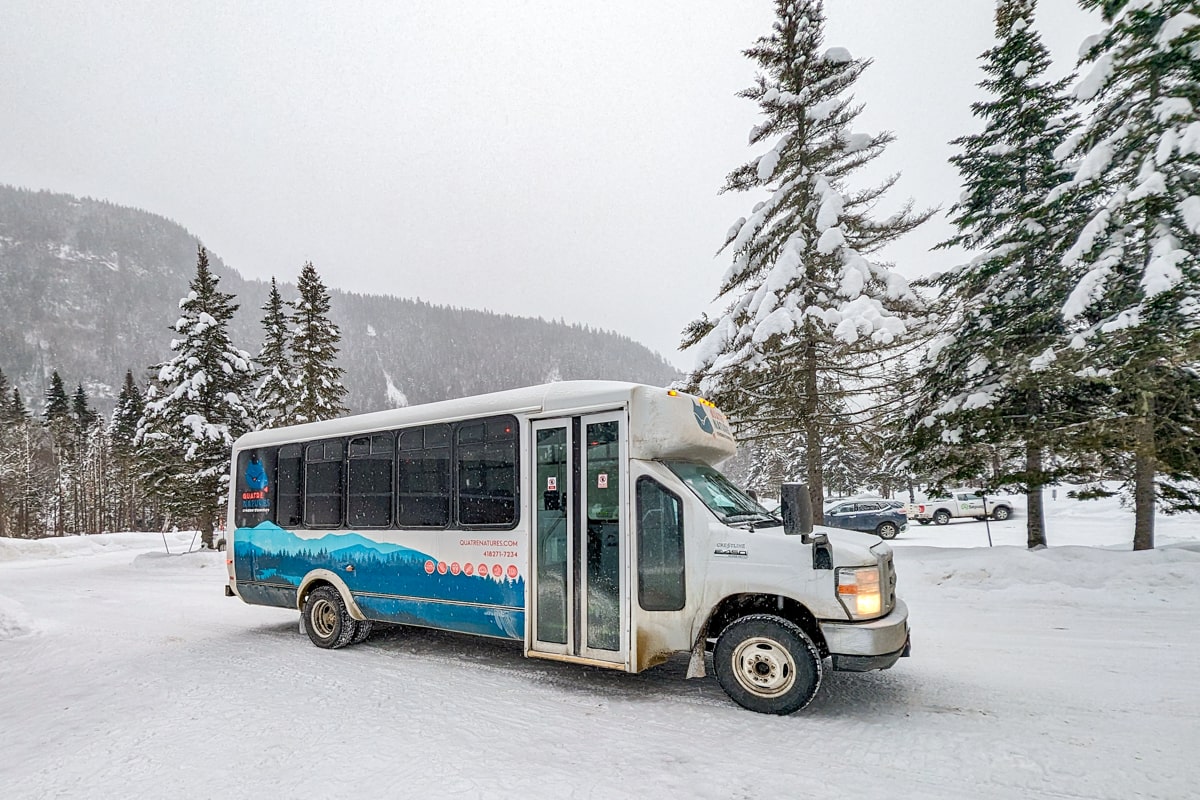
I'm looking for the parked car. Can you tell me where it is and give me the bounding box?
[912,489,1013,525]
[822,500,907,539]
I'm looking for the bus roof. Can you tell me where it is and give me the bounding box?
[233,380,737,464]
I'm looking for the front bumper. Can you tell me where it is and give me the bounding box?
[819,598,911,672]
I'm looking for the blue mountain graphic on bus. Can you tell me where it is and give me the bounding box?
[238,526,413,559]
[234,522,524,611]
[692,401,714,434]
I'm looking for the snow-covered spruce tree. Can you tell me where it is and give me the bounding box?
[71,384,98,434]
[681,0,931,520]
[2,387,43,538]
[742,431,807,498]
[0,367,16,537]
[109,370,146,531]
[68,384,100,533]
[43,370,72,535]
[875,360,920,500]
[1051,1,1200,550]
[905,0,1085,549]
[44,372,70,421]
[255,277,295,428]
[137,246,256,548]
[290,261,348,423]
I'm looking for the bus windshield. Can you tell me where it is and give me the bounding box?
[665,462,781,528]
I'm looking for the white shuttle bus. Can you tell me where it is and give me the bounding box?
[225,381,910,714]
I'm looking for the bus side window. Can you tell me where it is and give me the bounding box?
[348,433,394,529]
[235,448,276,529]
[636,477,685,611]
[456,416,518,528]
[305,439,344,528]
[275,444,303,528]
[397,424,451,527]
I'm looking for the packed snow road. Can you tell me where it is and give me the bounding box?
[1,523,1198,800]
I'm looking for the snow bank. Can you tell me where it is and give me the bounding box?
[0,593,39,640]
[899,544,1200,595]
[0,531,202,563]
[132,550,225,572]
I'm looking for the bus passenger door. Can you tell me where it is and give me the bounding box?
[530,413,627,667]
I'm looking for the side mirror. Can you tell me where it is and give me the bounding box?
[780,482,813,536]
[781,482,832,570]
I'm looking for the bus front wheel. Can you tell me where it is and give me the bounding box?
[713,614,822,715]
[302,585,357,649]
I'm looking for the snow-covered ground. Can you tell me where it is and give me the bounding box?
[1,497,1198,799]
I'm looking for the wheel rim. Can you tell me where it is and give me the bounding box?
[730,637,796,698]
[881,524,896,537]
[995,508,1009,519]
[311,598,338,638]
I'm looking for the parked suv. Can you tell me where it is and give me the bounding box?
[823,500,908,539]
[912,489,1013,525]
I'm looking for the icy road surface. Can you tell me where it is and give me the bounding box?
[1,508,1199,799]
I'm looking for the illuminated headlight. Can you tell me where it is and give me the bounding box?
[836,566,883,619]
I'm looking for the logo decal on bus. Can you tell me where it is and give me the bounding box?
[693,401,714,434]
[244,454,269,491]
[714,542,748,558]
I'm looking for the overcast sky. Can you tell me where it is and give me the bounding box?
[0,1,1099,370]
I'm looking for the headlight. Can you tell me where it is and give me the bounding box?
[836,566,882,619]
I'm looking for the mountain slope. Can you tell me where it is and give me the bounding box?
[0,185,680,412]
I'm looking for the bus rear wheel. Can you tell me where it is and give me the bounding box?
[713,614,822,715]
[302,586,357,649]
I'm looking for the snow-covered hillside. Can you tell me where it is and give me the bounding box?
[1,497,1197,799]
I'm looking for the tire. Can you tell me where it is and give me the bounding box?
[351,618,374,644]
[991,505,1012,521]
[933,509,951,525]
[876,521,899,540]
[713,614,823,715]
[917,519,931,526]
[302,585,357,649]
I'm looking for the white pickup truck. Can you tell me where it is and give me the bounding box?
[912,489,1013,525]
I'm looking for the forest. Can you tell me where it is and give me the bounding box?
[1,0,1197,552]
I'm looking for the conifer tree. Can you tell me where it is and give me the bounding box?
[905,0,1084,548]
[290,261,348,423]
[1053,0,1200,549]
[0,368,9,424]
[43,370,72,535]
[137,246,256,547]
[2,386,38,538]
[681,0,931,520]
[255,277,295,428]
[0,367,13,537]
[109,370,146,531]
[743,432,807,498]
[7,388,27,423]
[66,383,100,533]
[44,371,70,423]
[71,383,98,434]
[110,371,144,460]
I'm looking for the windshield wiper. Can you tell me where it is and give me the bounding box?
[724,512,780,524]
